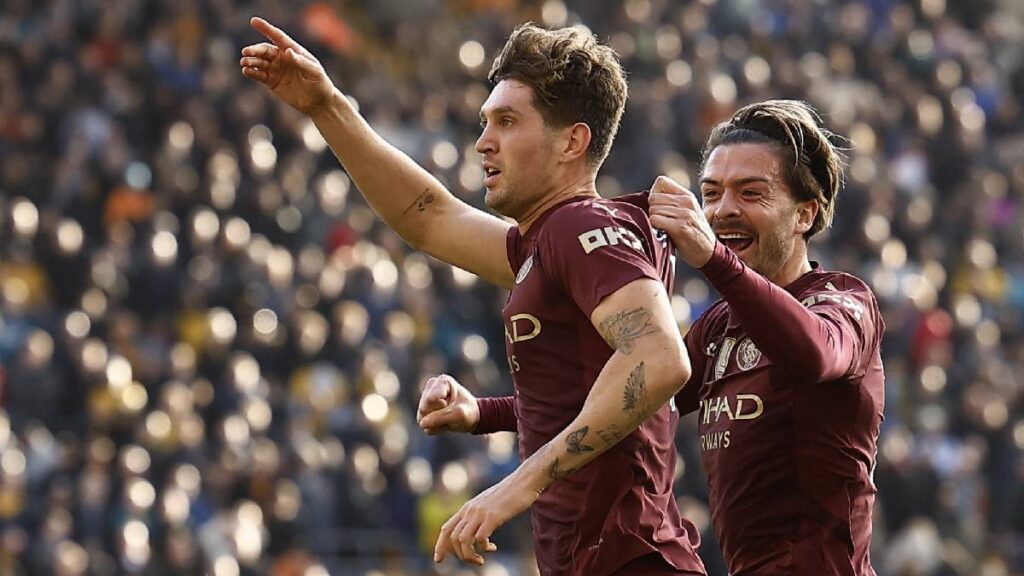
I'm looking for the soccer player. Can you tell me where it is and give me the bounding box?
[648,100,885,575]
[240,17,705,576]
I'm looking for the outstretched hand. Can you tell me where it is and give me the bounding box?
[434,474,539,566]
[239,17,335,116]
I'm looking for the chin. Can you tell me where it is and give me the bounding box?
[485,190,512,216]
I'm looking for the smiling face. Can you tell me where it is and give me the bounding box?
[700,143,818,285]
[475,79,563,221]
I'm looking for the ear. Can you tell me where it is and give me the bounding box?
[794,200,818,235]
[559,122,592,164]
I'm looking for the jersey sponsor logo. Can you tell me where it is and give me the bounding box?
[735,338,761,371]
[515,254,534,284]
[700,393,764,425]
[577,226,643,255]
[504,313,542,343]
[713,337,736,380]
[801,291,864,321]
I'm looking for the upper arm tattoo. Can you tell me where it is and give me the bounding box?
[402,189,436,215]
[598,306,659,354]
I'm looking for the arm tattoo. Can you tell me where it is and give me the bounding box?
[548,457,579,481]
[598,307,658,354]
[565,426,594,454]
[623,362,647,417]
[596,424,625,448]
[402,189,436,214]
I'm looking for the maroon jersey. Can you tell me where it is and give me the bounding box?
[678,243,884,575]
[500,193,704,576]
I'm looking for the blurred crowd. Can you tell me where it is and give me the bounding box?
[0,0,1022,574]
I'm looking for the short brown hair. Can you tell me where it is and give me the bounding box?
[701,100,847,238]
[488,23,627,167]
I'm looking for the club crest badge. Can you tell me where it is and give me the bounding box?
[736,337,762,371]
[515,254,534,284]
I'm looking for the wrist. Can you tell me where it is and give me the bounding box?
[692,239,715,268]
[308,88,351,123]
[468,397,481,433]
[511,462,549,497]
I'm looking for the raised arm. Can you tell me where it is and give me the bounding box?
[240,17,515,288]
[433,277,689,565]
[699,243,879,382]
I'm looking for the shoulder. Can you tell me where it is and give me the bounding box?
[538,197,649,250]
[689,298,729,339]
[802,270,878,302]
[799,269,882,328]
[542,196,645,230]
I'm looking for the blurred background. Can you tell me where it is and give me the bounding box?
[0,0,1022,574]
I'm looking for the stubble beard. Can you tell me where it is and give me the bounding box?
[749,223,796,284]
[485,184,518,219]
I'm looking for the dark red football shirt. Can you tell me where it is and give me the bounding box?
[494,193,704,576]
[677,242,884,575]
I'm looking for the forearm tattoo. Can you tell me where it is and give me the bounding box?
[596,423,624,448]
[402,189,436,214]
[623,362,648,418]
[548,456,579,481]
[598,307,658,354]
[565,426,594,454]
[545,363,650,483]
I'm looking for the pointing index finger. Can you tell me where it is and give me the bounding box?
[250,17,297,49]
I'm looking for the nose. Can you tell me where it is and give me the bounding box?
[475,124,495,155]
[712,189,741,221]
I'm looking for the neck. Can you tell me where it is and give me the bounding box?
[768,242,813,287]
[516,171,597,234]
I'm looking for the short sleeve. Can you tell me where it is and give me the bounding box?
[537,201,660,318]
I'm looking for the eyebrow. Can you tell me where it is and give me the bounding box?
[700,176,773,187]
[479,106,520,120]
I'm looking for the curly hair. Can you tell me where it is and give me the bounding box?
[488,23,627,168]
[701,100,848,238]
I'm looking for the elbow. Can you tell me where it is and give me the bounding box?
[671,352,692,394]
[648,344,691,398]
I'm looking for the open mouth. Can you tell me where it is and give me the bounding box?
[483,167,501,186]
[717,233,754,253]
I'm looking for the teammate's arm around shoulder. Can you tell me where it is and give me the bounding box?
[241,17,515,288]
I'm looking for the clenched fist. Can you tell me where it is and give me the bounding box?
[417,375,480,435]
[648,175,717,268]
